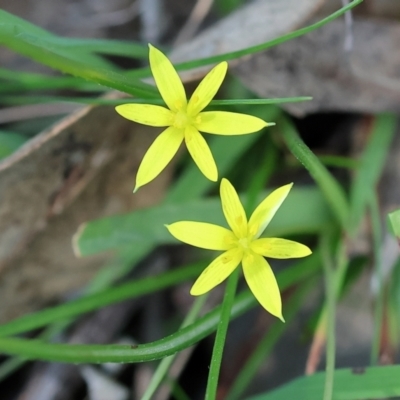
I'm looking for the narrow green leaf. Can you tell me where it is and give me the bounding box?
[39,37,148,59]
[389,209,400,241]
[127,0,363,79]
[0,24,158,98]
[279,117,349,229]
[0,263,205,338]
[349,114,396,235]
[369,195,384,365]
[247,365,400,400]
[141,295,208,400]
[206,269,240,400]
[226,273,319,400]
[0,94,311,107]
[0,256,320,363]
[75,187,333,257]
[0,10,115,69]
[0,132,27,159]
[0,69,100,93]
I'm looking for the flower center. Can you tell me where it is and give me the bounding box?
[238,237,251,250]
[173,111,191,129]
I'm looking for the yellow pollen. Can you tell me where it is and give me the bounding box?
[238,237,250,250]
[173,111,191,129]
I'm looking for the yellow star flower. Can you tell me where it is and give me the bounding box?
[166,179,312,321]
[116,45,272,191]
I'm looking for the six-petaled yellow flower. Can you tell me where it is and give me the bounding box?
[166,179,312,321]
[116,45,273,191]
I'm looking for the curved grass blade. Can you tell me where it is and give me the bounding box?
[246,365,400,400]
[74,187,332,257]
[349,114,396,235]
[0,262,205,338]
[127,0,363,79]
[0,24,159,98]
[0,256,319,363]
[279,116,349,229]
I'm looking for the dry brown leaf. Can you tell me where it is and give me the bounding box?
[0,94,174,322]
[233,17,400,116]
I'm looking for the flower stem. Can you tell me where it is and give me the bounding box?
[205,268,240,400]
[141,295,208,400]
[321,231,347,400]
[321,232,336,400]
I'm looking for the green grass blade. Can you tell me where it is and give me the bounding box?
[0,257,320,363]
[279,116,349,229]
[0,131,27,159]
[388,209,400,241]
[0,24,158,98]
[226,269,320,400]
[349,114,397,235]
[141,295,208,400]
[317,155,358,170]
[0,10,116,69]
[0,262,205,337]
[0,94,311,107]
[0,69,101,93]
[127,0,363,79]
[369,195,384,365]
[74,186,333,256]
[39,37,148,59]
[205,269,240,400]
[246,365,400,400]
[320,230,339,400]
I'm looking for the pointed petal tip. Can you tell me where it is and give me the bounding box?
[210,174,218,182]
[267,122,276,127]
[278,314,285,323]
[283,182,294,191]
[304,247,313,256]
[202,168,218,182]
[218,60,228,71]
[190,286,205,296]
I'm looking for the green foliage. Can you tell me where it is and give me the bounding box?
[389,209,400,240]
[0,131,27,159]
[3,2,398,400]
[247,365,400,400]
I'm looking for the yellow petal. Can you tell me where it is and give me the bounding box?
[185,126,218,181]
[135,127,183,191]
[196,111,268,135]
[251,238,312,259]
[149,44,187,112]
[115,104,173,127]
[166,221,236,250]
[248,183,293,239]
[190,248,243,295]
[187,62,228,116]
[220,179,247,238]
[242,253,284,321]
